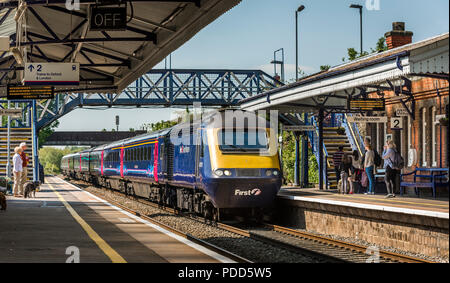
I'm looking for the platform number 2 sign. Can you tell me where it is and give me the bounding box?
[391,118,403,130]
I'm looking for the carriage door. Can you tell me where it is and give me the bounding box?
[120,148,124,178]
[195,129,203,185]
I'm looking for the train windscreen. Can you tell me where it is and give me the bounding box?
[218,129,268,152]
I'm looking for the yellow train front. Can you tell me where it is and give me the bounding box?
[194,112,282,212]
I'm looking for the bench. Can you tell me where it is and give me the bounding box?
[400,168,449,198]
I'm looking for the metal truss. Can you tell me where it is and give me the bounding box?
[34,69,282,130]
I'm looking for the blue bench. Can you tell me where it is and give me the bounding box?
[400,168,449,199]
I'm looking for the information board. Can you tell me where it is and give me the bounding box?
[347,116,388,123]
[0,109,22,118]
[391,117,403,130]
[283,125,316,132]
[7,85,54,100]
[24,63,79,86]
[348,98,385,111]
[90,6,127,31]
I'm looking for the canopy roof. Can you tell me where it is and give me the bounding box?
[240,33,449,113]
[0,0,240,94]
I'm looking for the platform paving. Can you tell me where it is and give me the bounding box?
[279,187,449,215]
[0,176,229,263]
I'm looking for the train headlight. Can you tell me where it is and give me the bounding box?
[265,170,273,176]
[224,170,232,176]
[214,169,224,177]
[273,170,279,176]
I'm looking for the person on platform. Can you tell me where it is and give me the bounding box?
[333,146,345,184]
[340,154,354,194]
[19,142,30,191]
[382,140,399,198]
[13,147,23,197]
[364,143,375,195]
[351,150,363,193]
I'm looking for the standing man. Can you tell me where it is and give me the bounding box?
[20,142,30,191]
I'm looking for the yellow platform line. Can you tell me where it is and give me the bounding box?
[338,194,449,208]
[48,183,127,263]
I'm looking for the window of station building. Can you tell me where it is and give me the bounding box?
[421,108,427,167]
[431,106,437,167]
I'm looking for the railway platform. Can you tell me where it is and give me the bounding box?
[275,187,449,259]
[0,176,233,263]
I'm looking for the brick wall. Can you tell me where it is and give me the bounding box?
[277,199,449,258]
[367,78,449,171]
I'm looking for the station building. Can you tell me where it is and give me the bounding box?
[365,24,449,179]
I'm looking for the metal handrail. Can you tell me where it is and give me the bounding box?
[343,113,364,157]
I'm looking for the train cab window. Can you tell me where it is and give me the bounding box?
[218,129,269,152]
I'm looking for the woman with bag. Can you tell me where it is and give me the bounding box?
[351,150,363,193]
[382,140,400,198]
[364,144,375,195]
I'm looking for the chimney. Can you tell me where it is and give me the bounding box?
[385,22,413,49]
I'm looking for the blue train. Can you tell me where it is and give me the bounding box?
[61,111,282,220]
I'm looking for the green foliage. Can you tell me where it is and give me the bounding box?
[39,146,86,175]
[320,65,331,72]
[281,131,318,185]
[141,120,178,132]
[38,120,59,149]
[343,37,387,62]
[372,37,388,53]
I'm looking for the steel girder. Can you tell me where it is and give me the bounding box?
[34,69,282,130]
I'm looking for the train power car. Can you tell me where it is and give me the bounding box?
[61,111,282,221]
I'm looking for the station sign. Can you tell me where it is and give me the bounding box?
[347,116,388,124]
[0,109,22,118]
[90,6,127,31]
[348,98,385,111]
[395,108,410,117]
[283,125,316,132]
[7,85,54,100]
[24,63,79,86]
[391,117,403,130]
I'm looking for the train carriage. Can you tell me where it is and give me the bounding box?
[62,111,282,220]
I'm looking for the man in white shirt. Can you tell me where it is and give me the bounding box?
[13,147,23,197]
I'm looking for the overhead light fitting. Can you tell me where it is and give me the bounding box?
[10,47,24,65]
[14,2,27,22]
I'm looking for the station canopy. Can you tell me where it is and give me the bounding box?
[0,0,240,94]
[240,33,449,114]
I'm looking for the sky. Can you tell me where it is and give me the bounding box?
[57,0,450,131]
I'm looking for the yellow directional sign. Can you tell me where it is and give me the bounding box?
[7,85,54,100]
[348,98,385,111]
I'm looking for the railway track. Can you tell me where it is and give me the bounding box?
[261,224,434,263]
[64,177,434,263]
[59,178,251,263]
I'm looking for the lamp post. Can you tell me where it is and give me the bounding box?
[295,5,305,81]
[350,4,363,55]
[271,48,285,83]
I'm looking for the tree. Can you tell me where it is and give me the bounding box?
[343,37,386,62]
[38,120,59,149]
[320,65,331,72]
[39,146,86,174]
[372,36,388,53]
